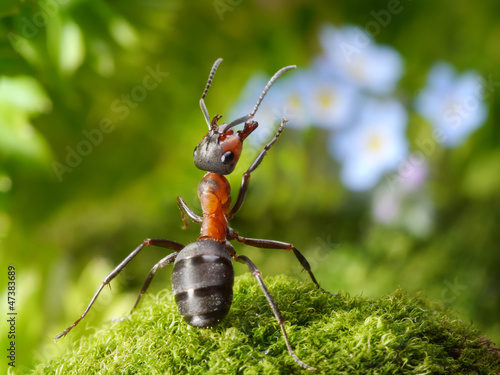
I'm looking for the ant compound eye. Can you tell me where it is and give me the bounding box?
[221,151,234,164]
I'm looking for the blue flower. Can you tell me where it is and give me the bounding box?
[303,58,359,130]
[372,156,433,237]
[372,185,434,237]
[415,62,488,147]
[329,98,409,191]
[227,72,283,146]
[319,24,404,95]
[228,68,318,147]
[229,63,360,141]
[268,69,313,130]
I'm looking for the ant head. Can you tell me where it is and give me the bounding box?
[194,115,257,175]
[194,58,295,175]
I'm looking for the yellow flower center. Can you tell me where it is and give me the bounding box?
[367,133,384,152]
[317,90,335,109]
[287,95,301,110]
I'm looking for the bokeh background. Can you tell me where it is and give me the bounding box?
[1,0,500,372]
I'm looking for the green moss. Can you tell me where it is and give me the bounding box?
[33,275,500,374]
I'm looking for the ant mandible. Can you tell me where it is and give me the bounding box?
[55,58,325,370]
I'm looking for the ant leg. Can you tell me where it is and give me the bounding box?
[177,196,202,229]
[228,119,286,219]
[54,238,184,340]
[131,251,179,311]
[228,228,327,292]
[235,254,315,371]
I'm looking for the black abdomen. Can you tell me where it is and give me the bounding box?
[172,240,234,328]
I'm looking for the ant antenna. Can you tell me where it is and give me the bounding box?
[200,58,223,130]
[226,64,296,130]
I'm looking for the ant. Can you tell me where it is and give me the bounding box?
[55,58,326,370]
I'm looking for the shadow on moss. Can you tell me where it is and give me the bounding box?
[33,275,500,374]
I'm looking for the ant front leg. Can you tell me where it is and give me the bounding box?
[228,228,328,292]
[227,119,286,219]
[54,238,184,340]
[234,254,315,371]
[177,196,202,229]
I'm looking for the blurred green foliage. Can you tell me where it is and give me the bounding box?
[1,0,500,372]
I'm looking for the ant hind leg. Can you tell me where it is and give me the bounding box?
[130,251,179,312]
[235,254,315,371]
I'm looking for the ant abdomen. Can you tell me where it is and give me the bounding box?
[171,240,234,328]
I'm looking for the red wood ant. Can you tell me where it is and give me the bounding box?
[55,58,325,370]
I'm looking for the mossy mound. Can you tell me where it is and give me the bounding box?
[33,275,500,374]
